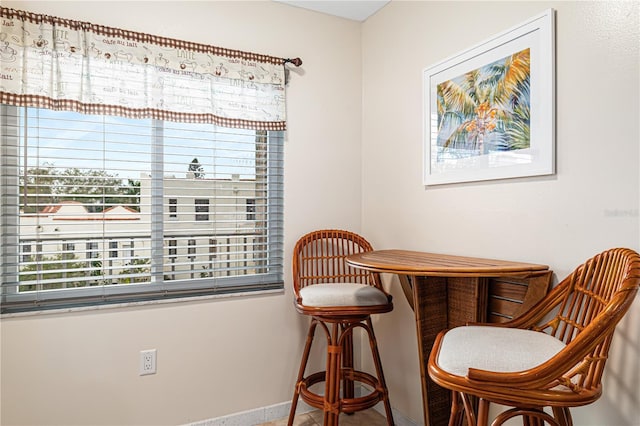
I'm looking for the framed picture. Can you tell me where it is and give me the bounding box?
[423,9,555,186]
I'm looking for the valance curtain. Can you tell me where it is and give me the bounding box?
[0,7,287,130]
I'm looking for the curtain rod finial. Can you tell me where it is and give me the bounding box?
[284,57,303,67]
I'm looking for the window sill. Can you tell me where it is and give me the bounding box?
[1,288,285,319]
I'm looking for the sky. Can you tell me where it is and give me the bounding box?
[20,107,258,181]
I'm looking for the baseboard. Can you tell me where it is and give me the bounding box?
[184,400,314,426]
[184,386,419,425]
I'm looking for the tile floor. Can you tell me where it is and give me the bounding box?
[258,408,387,426]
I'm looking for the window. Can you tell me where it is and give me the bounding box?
[246,199,256,221]
[0,7,291,313]
[0,106,284,313]
[169,198,177,219]
[195,199,210,221]
[168,240,178,257]
[109,241,119,258]
[86,242,99,259]
[62,243,75,262]
[187,239,197,259]
[20,244,31,263]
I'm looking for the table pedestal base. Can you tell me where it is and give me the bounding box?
[404,275,488,426]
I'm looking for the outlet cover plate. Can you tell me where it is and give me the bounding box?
[140,349,157,375]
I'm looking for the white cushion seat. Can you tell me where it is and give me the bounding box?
[299,283,389,307]
[437,325,566,377]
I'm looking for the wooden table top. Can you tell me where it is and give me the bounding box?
[345,249,549,277]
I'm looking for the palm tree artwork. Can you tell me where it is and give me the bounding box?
[436,48,530,161]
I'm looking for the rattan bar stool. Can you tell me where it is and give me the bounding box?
[428,248,640,426]
[288,229,394,426]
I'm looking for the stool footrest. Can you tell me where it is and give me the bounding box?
[298,369,385,413]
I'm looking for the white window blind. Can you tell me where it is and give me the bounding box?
[0,105,284,313]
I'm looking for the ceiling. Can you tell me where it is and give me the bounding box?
[274,1,390,22]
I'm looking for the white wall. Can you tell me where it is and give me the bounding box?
[361,1,639,425]
[0,1,364,425]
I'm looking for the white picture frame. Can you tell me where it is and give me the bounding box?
[423,9,555,186]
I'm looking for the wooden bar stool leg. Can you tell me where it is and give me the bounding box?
[324,322,342,426]
[341,323,355,401]
[523,411,545,426]
[460,393,477,426]
[448,392,464,426]
[365,318,394,425]
[477,399,490,426]
[288,320,319,426]
[552,407,573,426]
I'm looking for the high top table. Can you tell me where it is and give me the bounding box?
[345,249,550,426]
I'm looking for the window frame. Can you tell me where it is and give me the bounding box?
[0,105,284,314]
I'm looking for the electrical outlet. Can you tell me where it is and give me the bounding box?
[139,349,157,376]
